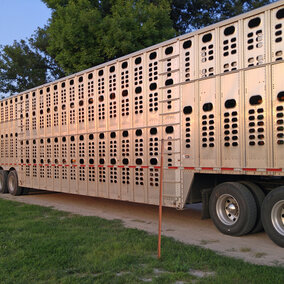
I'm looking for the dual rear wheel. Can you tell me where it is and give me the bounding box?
[209,182,284,247]
[262,187,284,247]
[0,170,22,196]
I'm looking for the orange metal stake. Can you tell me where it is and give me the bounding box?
[158,138,164,259]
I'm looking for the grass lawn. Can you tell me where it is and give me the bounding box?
[0,199,283,284]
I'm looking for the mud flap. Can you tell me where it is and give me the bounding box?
[201,188,212,219]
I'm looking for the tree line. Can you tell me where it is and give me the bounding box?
[0,0,274,95]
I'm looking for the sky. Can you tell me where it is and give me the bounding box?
[0,0,51,46]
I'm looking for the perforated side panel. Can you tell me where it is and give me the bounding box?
[221,73,242,168]
[271,7,284,62]
[244,13,266,67]
[245,67,269,168]
[272,63,284,168]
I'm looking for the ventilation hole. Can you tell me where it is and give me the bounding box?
[136,129,142,136]
[276,8,284,19]
[98,70,103,76]
[165,46,173,55]
[89,134,94,140]
[225,99,236,109]
[89,159,94,164]
[224,25,235,36]
[150,158,158,165]
[149,52,157,60]
[79,135,84,141]
[110,93,115,100]
[88,98,93,104]
[79,100,84,107]
[183,106,192,115]
[136,158,142,165]
[122,131,128,137]
[99,96,104,102]
[122,62,128,69]
[183,39,192,49]
[277,91,284,102]
[80,159,84,165]
[248,17,261,28]
[70,136,75,142]
[202,33,212,43]
[110,132,116,139]
[62,137,66,142]
[135,57,141,65]
[99,133,104,139]
[166,126,174,134]
[122,90,128,97]
[123,158,129,165]
[78,76,83,83]
[150,83,157,91]
[70,79,74,85]
[110,158,116,165]
[88,73,93,80]
[135,87,142,94]
[150,128,157,135]
[165,79,173,86]
[249,95,262,105]
[109,66,115,73]
[203,103,213,112]
[99,159,105,164]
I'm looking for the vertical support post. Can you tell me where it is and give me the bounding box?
[158,138,164,259]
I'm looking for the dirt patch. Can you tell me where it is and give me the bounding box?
[0,192,283,267]
[189,269,215,278]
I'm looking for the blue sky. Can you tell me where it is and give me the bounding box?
[0,0,51,46]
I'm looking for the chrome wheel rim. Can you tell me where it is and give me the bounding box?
[271,200,284,236]
[216,194,240,225]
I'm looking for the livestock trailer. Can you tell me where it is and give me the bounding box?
[0,1,284,247]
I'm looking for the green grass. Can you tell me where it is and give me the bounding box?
[0,199,283,284]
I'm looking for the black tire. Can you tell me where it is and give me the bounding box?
[240,181,265,233]
[0,170,8,194]
[209,182,257,236]
[7,170,22,196]
[261,187,284,247]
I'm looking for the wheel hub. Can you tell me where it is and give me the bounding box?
[271,200,284,236]
[216,194,240,225]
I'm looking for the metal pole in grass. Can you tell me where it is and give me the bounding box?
[158,138,164,259]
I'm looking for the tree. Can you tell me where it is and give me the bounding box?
[0,0,277,94]
[45,0,175,74]
[0,28,64,95]
[97,0,175,60]
[171,0,275,34]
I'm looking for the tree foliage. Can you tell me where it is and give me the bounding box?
[171,0,274,34]
[45,0,175,74]
[0,28,63,94]
[0,0,276,94]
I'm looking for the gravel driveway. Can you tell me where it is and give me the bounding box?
[0,191,283,267]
